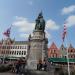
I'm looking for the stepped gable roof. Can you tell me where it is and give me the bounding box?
[2,38,15,45]
[68,44,74,49]
[60,44,64,48]
[49,42,58,50]
[60,44,66,49]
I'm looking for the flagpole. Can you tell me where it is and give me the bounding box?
[62,23,70,75]
[65,34,70,75]
[66,45,70,75]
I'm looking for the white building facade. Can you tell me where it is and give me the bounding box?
[0,38,28,59]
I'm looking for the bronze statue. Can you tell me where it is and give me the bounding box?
[35,12,45,32]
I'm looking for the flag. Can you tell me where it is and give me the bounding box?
[3,27,11,37]
[62,22,67,42]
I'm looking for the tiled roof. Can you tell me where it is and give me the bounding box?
[60,44,64,48]
[68,44,74,49]
[60,44,66,50]
[14,41,28,45]
[49,42,58,50]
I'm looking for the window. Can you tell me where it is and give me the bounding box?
[54,50,56,53]
[2,46,6,49]
[71,55,72,58]
[12,51,14,55]
[16,46,18,49]
[1,51,3,54]
[22,51,23,55]
[14,51,16,55]
[24,51,26,55]
[10,51,11,55]
[11,46,12,49]
[71,49,73,52]
[62,48,63,50]
[20,46,22,49]
[13,46,15,49]
[15,46,17,49]
[18,46,19,49]
[17,51,19,55]
[19,51,21,55]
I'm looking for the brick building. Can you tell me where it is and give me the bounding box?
[68,44,75,59]
[48,42,61,58]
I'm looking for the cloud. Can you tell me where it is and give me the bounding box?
[61,5,75,15]
[66,15,75,27]
[46,19,60,30]
[12,16,35,39]
[12,16,59,40]
[13,16,35,32]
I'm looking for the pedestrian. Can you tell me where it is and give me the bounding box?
[11,63,15,73]
[15,59,21,74]
[43,62,47,71]
[37,59,42,70]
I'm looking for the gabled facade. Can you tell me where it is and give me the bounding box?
[68,44,75,58]
[0,38,28,59]
[60,44,67,58]
[48,42,61,58]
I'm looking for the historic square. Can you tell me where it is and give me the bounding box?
[0,11,75,75]
[0,0,75,75]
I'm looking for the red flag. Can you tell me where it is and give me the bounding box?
[3,27,11,37]
[62,22,67,42]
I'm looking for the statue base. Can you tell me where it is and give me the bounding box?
[27,60,37,70]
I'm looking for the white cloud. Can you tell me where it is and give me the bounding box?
[61,5,75,15]
[12,16,35,39]
[66,15,75,27]
[12,16,59,40]
[46,19,60,30]
[13,16,35,32]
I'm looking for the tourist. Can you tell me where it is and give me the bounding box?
[43,62,47,71]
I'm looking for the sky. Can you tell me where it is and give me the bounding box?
[0,0,75,47]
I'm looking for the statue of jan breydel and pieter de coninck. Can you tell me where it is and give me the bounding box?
[35,12,45,32]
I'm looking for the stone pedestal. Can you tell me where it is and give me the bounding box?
[27,30,48,70]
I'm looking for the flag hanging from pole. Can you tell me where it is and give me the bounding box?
[62,22,67,42]
[3,27,11,37]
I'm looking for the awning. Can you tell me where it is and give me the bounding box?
[48,58,75,63]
